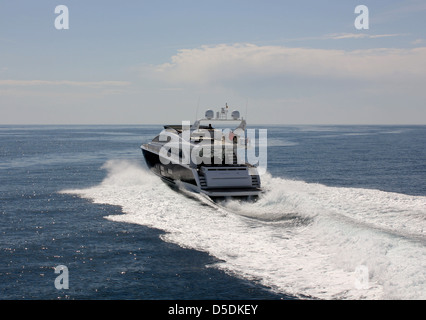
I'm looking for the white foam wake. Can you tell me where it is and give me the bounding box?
[61,160,426,299]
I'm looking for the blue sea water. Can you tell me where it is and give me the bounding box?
[0,125,425,300]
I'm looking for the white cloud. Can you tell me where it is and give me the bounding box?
[324,33,404,40]
[412,39,425,45]
[144,43,426,86]
[134,43,426,124]
[0,80,131,88]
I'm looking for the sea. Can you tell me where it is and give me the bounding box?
[0,124,425,300]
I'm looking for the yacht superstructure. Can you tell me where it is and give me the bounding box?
[141,105,262,199]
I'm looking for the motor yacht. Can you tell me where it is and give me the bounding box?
[141,105,262,200]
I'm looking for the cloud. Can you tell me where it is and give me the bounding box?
[0,80,131,88]
[324,33,404,40]
[373,1,426,24]
[266,33,405,44]
[144,43,426,86]
[412,39,425,45]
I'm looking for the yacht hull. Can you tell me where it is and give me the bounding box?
[141,146,262,199]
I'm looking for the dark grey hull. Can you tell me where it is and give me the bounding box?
[141,146,262,199]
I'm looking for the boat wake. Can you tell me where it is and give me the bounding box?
[61,159,426,300]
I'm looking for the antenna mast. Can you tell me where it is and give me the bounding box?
[195,97,200,121]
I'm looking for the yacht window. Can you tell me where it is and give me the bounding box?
[152,135,160,142]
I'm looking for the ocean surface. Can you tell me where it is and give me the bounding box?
[0,124,425,300]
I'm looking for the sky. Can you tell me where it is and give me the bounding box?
[1,0,426,125]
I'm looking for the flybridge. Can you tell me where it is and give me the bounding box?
[191,103,246,131]
[205,103,241,121]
